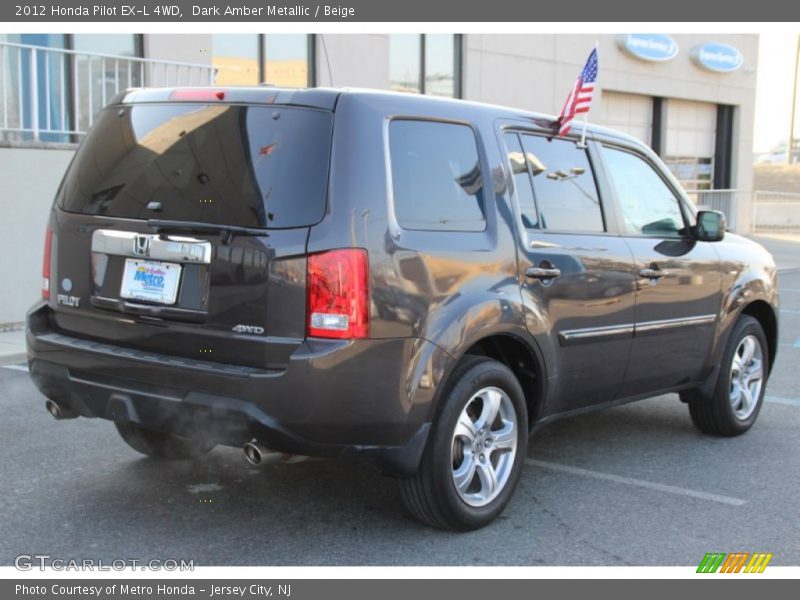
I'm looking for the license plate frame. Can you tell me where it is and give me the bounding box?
[120,258,182,305]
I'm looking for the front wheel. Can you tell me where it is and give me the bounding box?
[400,356,528,531]
[686,315,768,436]
[115,421,216,460]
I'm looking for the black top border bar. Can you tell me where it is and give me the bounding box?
[2,0,799,22]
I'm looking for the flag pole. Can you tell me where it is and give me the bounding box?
[580,41,599,149]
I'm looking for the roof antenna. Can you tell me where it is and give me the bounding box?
[318,34,334,87]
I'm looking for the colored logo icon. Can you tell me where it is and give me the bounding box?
[697,552,773,573]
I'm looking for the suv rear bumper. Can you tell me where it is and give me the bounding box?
[26,303,436,476]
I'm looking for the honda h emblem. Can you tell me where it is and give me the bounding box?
[132,234,150,257]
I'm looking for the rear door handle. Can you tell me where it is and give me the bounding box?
[526,267,562,280]
[638,268,665,279]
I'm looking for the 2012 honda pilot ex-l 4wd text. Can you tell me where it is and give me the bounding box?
[27,87,779,530]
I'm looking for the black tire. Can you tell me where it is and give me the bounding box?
[686,315,768,436]
[400,356,528,531]
[115,421,215,460]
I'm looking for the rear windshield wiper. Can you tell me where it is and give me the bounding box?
[147,219,268,244]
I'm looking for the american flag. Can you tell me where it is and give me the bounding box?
[557,47,598,137]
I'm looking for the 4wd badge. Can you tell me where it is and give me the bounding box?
[232,324,265,335]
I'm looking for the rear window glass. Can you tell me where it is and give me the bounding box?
[389,119,486,232]
[58,103,333,229]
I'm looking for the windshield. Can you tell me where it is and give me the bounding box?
[58,103,333,229]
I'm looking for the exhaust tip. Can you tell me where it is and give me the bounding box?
[45,399,62,419]
[243,441,263,466]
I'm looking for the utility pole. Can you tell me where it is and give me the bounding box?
[790,34,800,165]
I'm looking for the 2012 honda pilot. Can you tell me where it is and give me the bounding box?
[27,87,779,530]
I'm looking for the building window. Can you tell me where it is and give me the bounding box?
[263,35,314,88]
[1,34,142,143]
[71,35,143,134]
[211,34,260,85]
[389,34,461,97]
[211,34,315,88]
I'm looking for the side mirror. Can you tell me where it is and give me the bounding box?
[695,210,726,242]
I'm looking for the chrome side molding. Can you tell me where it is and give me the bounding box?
[91,229,212,264]
[559,314,717,346]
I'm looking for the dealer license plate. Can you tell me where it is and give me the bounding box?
[120,259,182,305]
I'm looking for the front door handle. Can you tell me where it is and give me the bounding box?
[638,267,665,279]
[526,266,562,280]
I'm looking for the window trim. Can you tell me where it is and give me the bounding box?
[597,141,696,240]
[501,128,610,236]
[385,116,490,235]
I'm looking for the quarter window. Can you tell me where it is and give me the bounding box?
[389,120,486,232]
[602,146,687,237]
[517,134,605,233]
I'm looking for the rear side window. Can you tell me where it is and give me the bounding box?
[515,134,605,233]
[389,119,486,232]
[58,103,333,229]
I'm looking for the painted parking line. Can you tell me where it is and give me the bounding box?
[1,364,28,372]
[781,308,800,314]
[526,459,746,506]
[766,395,800,407]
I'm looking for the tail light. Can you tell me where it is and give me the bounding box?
[306,249,369,339]
[42,226,53,300]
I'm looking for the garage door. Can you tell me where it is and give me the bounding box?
[663,99,717,190]
[595,91,653,146]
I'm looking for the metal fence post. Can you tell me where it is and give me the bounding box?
[29,47,39,141]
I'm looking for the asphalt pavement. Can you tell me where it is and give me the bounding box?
[1,238,799,567]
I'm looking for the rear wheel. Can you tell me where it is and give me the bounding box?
[686,315,768,436]
[115,422,215,460]
[400,356,528,531]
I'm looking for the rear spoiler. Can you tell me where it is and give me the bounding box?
[109,86,341,111]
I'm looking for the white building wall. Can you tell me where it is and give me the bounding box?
[315,34,390,89]
[143,34,212,67]
[0,146,75,323]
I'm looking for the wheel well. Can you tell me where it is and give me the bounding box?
[741,300,777,373]
[464,334,543,427]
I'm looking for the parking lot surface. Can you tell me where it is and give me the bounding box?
[1,238,799,566]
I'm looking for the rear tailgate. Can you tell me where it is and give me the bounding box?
[47,99,334,370]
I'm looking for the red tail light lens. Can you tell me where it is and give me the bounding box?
[307,249,369,339]
[42,226,53,300]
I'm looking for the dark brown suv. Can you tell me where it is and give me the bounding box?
[27,87,779,530]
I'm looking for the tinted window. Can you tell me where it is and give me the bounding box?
[602,146,687,237]
[520,135,604,233]
[58,103,333,229]
[504,132,539,229]
[389,120,485,232]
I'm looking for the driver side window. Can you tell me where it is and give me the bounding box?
[602,146,688,238]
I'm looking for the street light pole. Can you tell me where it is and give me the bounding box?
[790,34,800,165]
